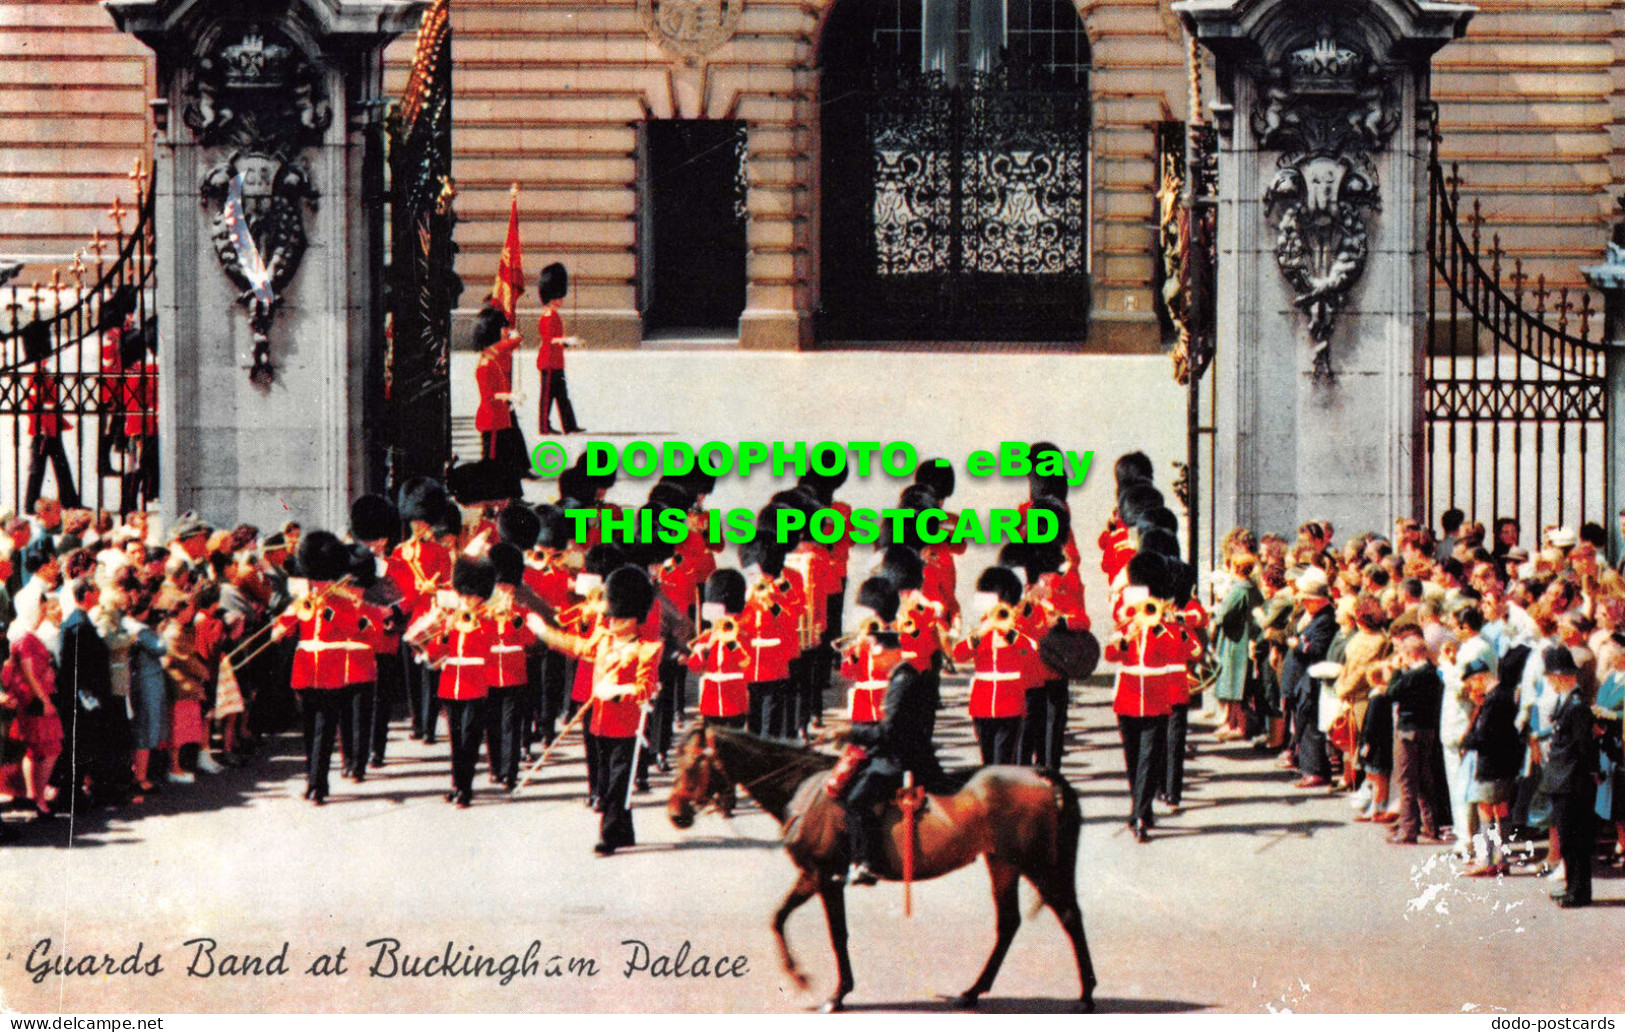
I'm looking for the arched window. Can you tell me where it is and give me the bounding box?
[819,0,1091,343]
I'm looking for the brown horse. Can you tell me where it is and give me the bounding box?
[668,725,1097,1013]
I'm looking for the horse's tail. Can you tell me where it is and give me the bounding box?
[1032,768,1082,877]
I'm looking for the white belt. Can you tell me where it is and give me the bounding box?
[975,672,1022,682]
[490,645,525,653]
[1118,664,1187,676]
[852,680,886,691]
[297,641,370,652]
[701,672,745,681]
[753,638,781,647]
[443,657,486,667]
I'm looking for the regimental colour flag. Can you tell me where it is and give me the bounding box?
[490,184,525,325]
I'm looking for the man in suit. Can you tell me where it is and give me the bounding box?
[1540,646,1599,907]
[1384,615,1447,844]
[1281,568,1337,788]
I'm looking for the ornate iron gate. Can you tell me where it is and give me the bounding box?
[0,164,158,515]
[1425,137,1608,535]
[384,0,461,492]
[819,56,1091,342]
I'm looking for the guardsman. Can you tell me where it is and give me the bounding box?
[391,478,455,744]
[913,462,964,624]
[565,544,622,807]
[533,566,663,854]
[797,471,853,732]
[877,545,948,740]
[1012,507,1091,772]
[650,482,701,766]
[419,557,499,808]
[535,263,584,435]
[523,505,575,746]
[473,306,527,491]
[20,321,81,511]
[271,531,374,805]
[738,538,803,737]
[951,566,1045,765]
[1022,442,1079,570]
[1104,569,1202,843]
[483,544,539,792]
[335,506,397,781]
[686,569,752,728]
[839,578,902,729]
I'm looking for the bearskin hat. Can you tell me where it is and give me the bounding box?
[534,504,570,550]
[488,542,525,586]
[350,493,398,545]
[605,565,655,620]
[624,505,676,568]
[119,320,155,369]
[398,477,448,525]
[1114,451,1154,488]
[855,576,900,623]
[557,465,593,507]
[677,469,717,499]
[756,503,803,552]
[96,284,138,333]
[1028,441,1069,502]
[1140,506,1179,536]
[497,504,541,549]
[1126,551,1171,599]
[1117,482,1164,527]
[738,537,786,578]
[878,544,924,593]
[296,530,351,582]
[345,541,381,589]
[447,459,516,505]
[648,480,694,514]
[573,454,616,494]
[538,262,568,303]
[430,499,463,540]
[452,556,496,600]
[1024,540,1066,579]
[21,321,52,364]
[471,305,508,350]
[976,566,1024,607]
[1164,558,1196,606]
[1026,495,1071,543]
[915,460,955,501]
[582,543,627,578]
[997,541,1031,577]
[1137,526,1180,560]
[704,568,747,615]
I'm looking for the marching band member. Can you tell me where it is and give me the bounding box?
[346,494,403,776]
[1013,511,1090,773]
[738,538,803,738]
[483,544,539,792]
[685,569,752,729]
[391,478,454,745]
[1104,560,1203,843]
[839,578,902,730]
[913,461,964,626]
[531,566,663,855]
[951,567,1045,765]
[523,505,575,746]
[877,545,948,740]
[566,543,622,808]
[418,558,499,808]
[271,532,377,806]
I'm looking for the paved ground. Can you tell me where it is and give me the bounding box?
[2,672,1621,1016]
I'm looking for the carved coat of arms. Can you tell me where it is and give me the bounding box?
[637,0,742,64]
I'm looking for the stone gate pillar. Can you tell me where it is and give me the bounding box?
[1582,243,1625,563]
[105,0,423,531]
[1175,0,1472,539]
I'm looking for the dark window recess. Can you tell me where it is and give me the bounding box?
[642,120,749,334]
[819,0,1091,343]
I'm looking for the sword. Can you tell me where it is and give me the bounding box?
[899,770,921,918]
[514,696,595,794]
[625,700,653,810]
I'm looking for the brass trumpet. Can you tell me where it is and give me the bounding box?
[831,615,884,653]
[686,615,741,652]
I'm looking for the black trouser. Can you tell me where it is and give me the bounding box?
[26,433,79,511]
[339,680,375,778]
[1018,686,1048,765]
[296,687,350,800]
[582,715,602,806]
[845,760,903,869]
[1163,702,1189,805]
[1118,714,1168,830]
[536,649,567,745]
[595,734,636,848]
[370,654,404,764]
[751,678,791,738]
[485,686,525,785]
[1041,677,1069,771]
[974,716,1023,766]
[646,652,684,771]
[1550,787,1596,902]
[120,434,158,513]
[443,697,486,799]
[412,660,442,743]
[538,370,581,433]
[1294,688,1332,779]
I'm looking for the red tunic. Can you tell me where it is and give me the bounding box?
[474,336,519,433]
[522,551,575,611]
[740,576,802,683]
[274,586,375,691]
[536,305,565,372]
[423,613,498,701]
[484,601,538,688]
[121,359,157,437]
[951,626,1044,718]
[390,536,453,620]
[1104,623,1201,718]
[685,627,752,718]
[26,371,70,437]
[1098,524,1134,581]
[897,589,946,670]
[840,641,901,723]
[545,626,662,738]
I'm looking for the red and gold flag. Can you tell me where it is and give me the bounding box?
[490,184,524,325]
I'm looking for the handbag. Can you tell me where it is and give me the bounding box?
[1039,624,1100,681]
